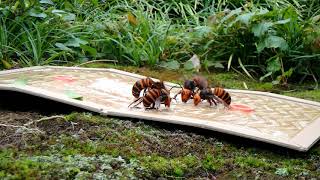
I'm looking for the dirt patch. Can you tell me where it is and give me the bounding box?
[0,90,90,148]
[0,110,43,147]
[0,110,42,126]
[0,111,94,148]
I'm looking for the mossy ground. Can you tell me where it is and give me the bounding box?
[1,64,320,179]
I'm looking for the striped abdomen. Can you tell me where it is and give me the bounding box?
[213,87,231,105]
[132,78,154,98]
[143,89,161,107]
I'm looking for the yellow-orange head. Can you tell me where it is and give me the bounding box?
[193,93,201,106]
[181,89,192,103]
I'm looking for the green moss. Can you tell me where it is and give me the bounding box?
[50,135,101,156]
[142,156,170,175]
[202,154,226,172]
[140,154,200,177]
[235,156,271,169]
[0,152,46,179]
[65,112,104,124]
[0,148,141,179]
[171,155,199,176]
[283,90,320,102]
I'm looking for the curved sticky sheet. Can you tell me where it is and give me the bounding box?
[0,66,320,152]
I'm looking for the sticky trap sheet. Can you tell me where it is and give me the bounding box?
[0,66,319,151]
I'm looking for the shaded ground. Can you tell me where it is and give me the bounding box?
[1,66,320,179]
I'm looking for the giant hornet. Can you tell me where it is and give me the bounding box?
[193,87,231,108]
[128,88,171,109]
[172,76,208,103]
[131,77,166,98]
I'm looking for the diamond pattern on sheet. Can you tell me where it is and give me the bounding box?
[0,67,319,141]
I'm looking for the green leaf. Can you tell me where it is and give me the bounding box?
[80,44,97,57]
[259,71,272,82]
[213,62,224,69]
[91,0,99,6]
[265,36,289,51]
[283,68,293,78]
[11,1,20,12]
[40,0,54,5]
[227,54,233,71]
[272,80,280,85]
[65,90,83,100]
[256,9,269,15]
[311,15,320,23]
[55,43,73,51]
[51,9,66,13]
[1,59,12,69]
[252,22,273,37]
[184,60,194,71]
[267,57,281,73]
[24,0,31,8]
[238,57,254,80]
[257,36,289,52]
[28,8,47,18]
[236,12,255,25]
[159,60,180,70]
[221,8,242,24]
[193,26,211,38]
[52,9,75,21]
[63,1,74,11]
[65,38,88,47]
[203,61,224,70]
[274,19,291,25]
[257,41,266,53]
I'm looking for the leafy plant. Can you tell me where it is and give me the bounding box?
[0,0,319,85]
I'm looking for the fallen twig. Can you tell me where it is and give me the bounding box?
[24,115,66,127]
[0,123,25,129]
[0,123,44,134]
[0,115,65,134]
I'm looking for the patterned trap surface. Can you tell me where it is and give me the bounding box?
[0,66,319,151]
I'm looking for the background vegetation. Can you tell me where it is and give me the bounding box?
[1,0,320,87]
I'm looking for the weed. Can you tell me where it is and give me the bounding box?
[1,0,320,84]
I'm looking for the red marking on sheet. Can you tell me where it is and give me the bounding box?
[54,75,76,83]
[230,103,254,113]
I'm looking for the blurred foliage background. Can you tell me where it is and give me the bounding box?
[0,0,319,87]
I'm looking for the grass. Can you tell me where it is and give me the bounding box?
[1,0,320,85]
[283,90,320,102]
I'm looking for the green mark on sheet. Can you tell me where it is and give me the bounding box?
[65,90,83,100]
[14,78,28,86]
